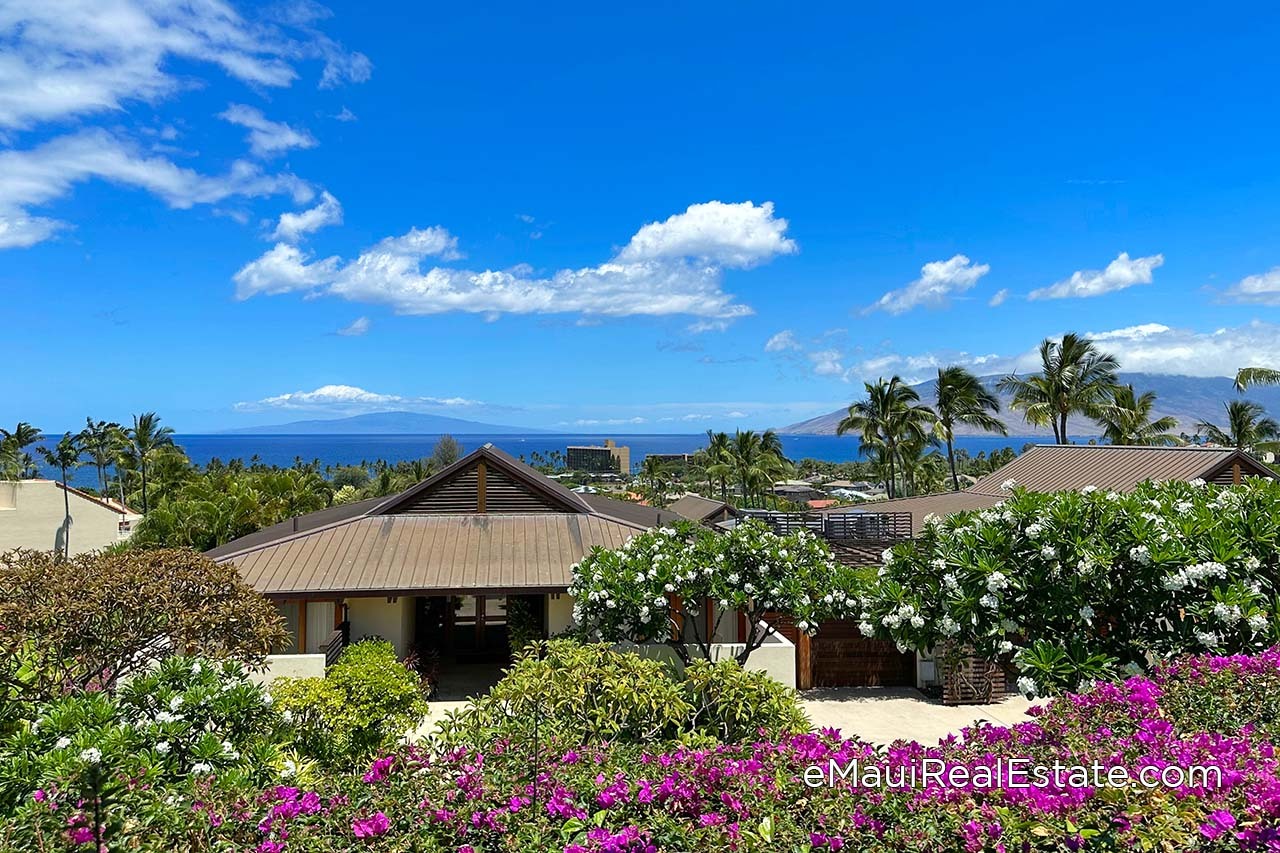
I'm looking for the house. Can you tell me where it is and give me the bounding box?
[669,494,739,525]
[0,479,140,556]
[566,439,631,475]
[821,444,1278,536]
[209,444,696,665]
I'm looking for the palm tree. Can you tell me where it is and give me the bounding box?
[836,377,935,498]
[37,432,83,558]
[933,366,1006,490]
[998,333,1120,444]
[1235,367,1280,391]
[639,455,674,506]
[704,430,733,500]
[79,418,126,494]
[126,412,176,514]
[1095,385,1182,446]
[1196,400,1280,451]
[0,422,42,479]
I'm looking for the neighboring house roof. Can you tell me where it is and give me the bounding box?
[581,493,683,528]
[823,444,1276,535]
[54,482,140,516]
[669,494,736,523]
[211,444,652,598]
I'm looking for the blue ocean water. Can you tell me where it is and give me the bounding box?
[46,433,1048,487]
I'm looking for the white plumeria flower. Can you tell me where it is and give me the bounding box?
[79,748,102,765]
[1079,605,1095,621]
[191,762,213,775]
[1000,479,1017,491]
[55,737,71,750]
[997,640,1013,654]
[1016,676,1038,698]
[155,741,171,754]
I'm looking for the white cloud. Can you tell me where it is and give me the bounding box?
[1222,266,1280,305]
[0,129,312,247]
[0,0,369,129]
[234,243,340,298]
[764,330,801,352]
[615,201,797,268]
[571,417,649,426]
[233,200,795,323]
[337,316,370,336]
[220,104,317,158]
[865,254,991,315]
[1028,252,1164,300]
[809,349,845,377]
[272,191,342,242]
[234,384,478,413]
[988,288,1009,307]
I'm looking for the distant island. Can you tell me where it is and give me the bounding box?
[778,372,1280,436]
[220,410,546,435]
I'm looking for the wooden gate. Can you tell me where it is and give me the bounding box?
[763,613,917,689]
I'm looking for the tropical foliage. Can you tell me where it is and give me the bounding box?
[9,648,1280,851]
[932,366,1006,490]
[569,520,857,665]
[1095,383,1182,446]
[0,548,288,706]
[998,332,1121,444]
[858,479,1280,694]
[837,375,936,498]
[1197,400,1280,452]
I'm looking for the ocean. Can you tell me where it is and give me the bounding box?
[45,432,1048,488]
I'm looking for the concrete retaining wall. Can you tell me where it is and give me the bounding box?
[249,653,327,685]
[619,626,797,689]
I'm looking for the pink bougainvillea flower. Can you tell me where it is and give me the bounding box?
[352,810,391,838]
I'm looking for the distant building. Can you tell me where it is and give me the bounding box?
[566,439,631,475]
[0,480,141,556]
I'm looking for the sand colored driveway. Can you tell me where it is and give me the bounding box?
[801,686,1038,746]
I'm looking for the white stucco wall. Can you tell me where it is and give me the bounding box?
[0,480,138,556]
[347,596,415,657]
[250,654,327,685]
[620,627,797,689]
[547,592,575,635]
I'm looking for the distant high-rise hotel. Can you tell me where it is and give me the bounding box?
[566,439,631,475]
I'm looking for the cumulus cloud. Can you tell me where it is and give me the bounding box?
[988,288,1009,307]
[1028,252,1164,300]
[0,0,369,129]
[809,349,845,377]
[234,384,479,413]
[272,191,343,242]
[616,201,797,268]
[764,330,801,352]
[1222,266,1280,305]
[336,316,370,336]
[233,200,795,323]
[0,129,312,247]
[865,254,991,315]
[220,104,317,158]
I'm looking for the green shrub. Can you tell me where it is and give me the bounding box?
[682,659,809,742]
[0,656,286,821]
[274,640,427,767]
[436,640,808,748]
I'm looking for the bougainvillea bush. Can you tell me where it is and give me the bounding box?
[858,479,1280,694]
[9,649,1280,851]
[570,520,860,665]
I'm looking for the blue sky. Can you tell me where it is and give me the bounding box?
[4,1,1280,433]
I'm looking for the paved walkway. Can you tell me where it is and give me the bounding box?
[410,687,1037,746]
[800,686,1037,745]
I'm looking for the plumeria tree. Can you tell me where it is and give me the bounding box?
[858,478,1280,695]
[570,520,858,666]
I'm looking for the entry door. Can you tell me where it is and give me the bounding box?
[451,595,510,662]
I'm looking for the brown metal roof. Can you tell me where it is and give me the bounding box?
[669,494,736,522]
[969,445,1273,493]
[581,493,683,528]
[225,513,639,597]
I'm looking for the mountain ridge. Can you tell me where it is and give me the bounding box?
[777,373,1280,437]
[220,410,546,435]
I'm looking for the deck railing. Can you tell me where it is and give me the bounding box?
[742,510,913,542]
[322,620,350,667]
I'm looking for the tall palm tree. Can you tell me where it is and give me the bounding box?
[1196,400,1280,451]
[1095,385,1182,446]
[704,430,733,500]
[933,366,1007,490]
[998,333,1120,444]
[639,455,674,507]
[79,418,126,494]
[0,422,42,479]
[126,412,176,514]
[836,377,935,498]
[37,432,83,558]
